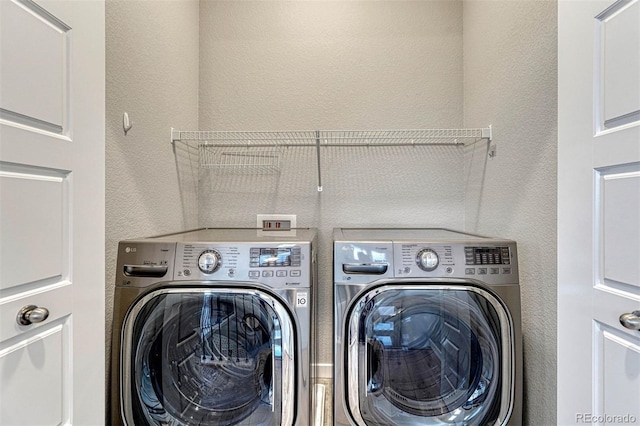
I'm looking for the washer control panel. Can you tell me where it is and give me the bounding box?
[175,242,311,288]
[398,244,455,275]
[333,230,518,285]
[392,242,518,284]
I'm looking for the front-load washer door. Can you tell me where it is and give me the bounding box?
[120,287,296,426]
[344,284,514,426]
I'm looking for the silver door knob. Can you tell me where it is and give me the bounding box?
[619,311,640,331]
[17,305,50,326]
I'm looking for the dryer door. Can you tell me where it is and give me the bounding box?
[120,287,296,426]
[344,284,514,425]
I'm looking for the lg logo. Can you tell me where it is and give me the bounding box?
[125,247,137,253]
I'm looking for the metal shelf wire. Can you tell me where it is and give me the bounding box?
[171,127,492,190]
[198,143,282,174]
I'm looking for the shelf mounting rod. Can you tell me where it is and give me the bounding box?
[315,130,323,192]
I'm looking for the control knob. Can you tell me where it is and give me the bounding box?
[198,249,222,274]
[416,248,439,271]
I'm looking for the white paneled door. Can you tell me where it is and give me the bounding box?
[0,0,105,424]
[559,0,640,424]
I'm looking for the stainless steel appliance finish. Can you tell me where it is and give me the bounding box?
[110,228,317,426]
[333,228,522,426]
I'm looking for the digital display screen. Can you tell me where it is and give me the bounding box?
[465,246,510,265]
[250,247,301,267]
[259,248,291,267]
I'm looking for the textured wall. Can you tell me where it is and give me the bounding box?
[104,0,199,410]
[199,0,463,130]
[198,0,465,373]
[462,1,558,424]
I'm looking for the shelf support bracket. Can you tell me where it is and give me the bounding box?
[482,125,492,142]
[171,127,180,144]
[483,125,496,158]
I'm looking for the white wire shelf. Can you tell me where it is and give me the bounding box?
[171,126,492,191]
[172,128,491,147]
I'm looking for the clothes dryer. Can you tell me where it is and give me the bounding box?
[110,228,317,426]
[333,228,522,426]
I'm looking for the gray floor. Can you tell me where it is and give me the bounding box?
[315,378,333,426]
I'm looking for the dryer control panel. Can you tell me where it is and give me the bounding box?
[175,242,312,289]
[334,240,518,285]
[393,242,518,284]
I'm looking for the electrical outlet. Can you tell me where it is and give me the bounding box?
[262,219,292,230]
[257,214,297,231]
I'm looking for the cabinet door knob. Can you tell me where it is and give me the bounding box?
[619,310,640,331]
[16,305,50,326]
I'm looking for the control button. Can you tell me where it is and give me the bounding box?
[465,268,476,275]
[478,268,488,275]
[502,267,512,274]
[262,270,274,278]
[249,271,260,278]
[183,269,192,276]
[227,268,236,277]
[445,267,453,274]
[501,248,511,264]
[416,249,439,272]
[197,249,222,274]
[276,270,287,277]
[490,268,500,275]
[290,270,302,277]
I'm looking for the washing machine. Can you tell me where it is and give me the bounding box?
[333,228,522,426]
[110,228,317,426]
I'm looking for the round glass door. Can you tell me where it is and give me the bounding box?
[345,285,513,425]
[121,288,295,426]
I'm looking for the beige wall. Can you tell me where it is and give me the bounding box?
[199,0,464,130]
[104,0,199,413]
[463,0,558,424]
